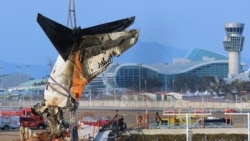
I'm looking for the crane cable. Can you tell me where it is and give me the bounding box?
[66,1,79,141]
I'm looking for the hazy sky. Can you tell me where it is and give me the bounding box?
[1,0,250,65]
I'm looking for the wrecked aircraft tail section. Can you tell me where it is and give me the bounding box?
[32,13,139,140]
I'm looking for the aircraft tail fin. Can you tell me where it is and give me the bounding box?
[37,13,73,61]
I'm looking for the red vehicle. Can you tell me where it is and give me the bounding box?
[20,116,46,129]
[0,107,36,117]
[81,116,111,127]
[0,107,47,129]
[79,116,126,130]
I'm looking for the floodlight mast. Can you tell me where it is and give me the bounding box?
[67,0,77,29]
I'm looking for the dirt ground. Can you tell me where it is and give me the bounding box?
[0,108,246,141]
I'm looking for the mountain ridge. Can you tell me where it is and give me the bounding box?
[1,41,250,78]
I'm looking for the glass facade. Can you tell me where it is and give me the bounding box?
[85,61,229,92]
[87,76,106,89]
[116,65,159,90]
[89,61,229,91]
[166,62,228,88]
[185,63,228,78]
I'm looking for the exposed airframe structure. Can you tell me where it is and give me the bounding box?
[31,13,139,140]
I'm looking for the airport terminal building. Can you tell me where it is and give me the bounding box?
[87,48,231,92]
[2,48,249,98]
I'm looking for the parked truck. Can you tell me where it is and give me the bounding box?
[20,116,46,129]
[0,107,46,129]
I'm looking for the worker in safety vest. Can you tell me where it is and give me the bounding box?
[136,112,142,128]
[20,124,26,141]
[155,112,162,125]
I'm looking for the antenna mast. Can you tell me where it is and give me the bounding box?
[67,0,77,29]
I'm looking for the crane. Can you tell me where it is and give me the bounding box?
[67,0,77,29]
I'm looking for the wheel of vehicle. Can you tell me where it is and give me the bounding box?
[38,124,45,129]
[3,125,9,130]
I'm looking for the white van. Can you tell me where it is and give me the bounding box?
[0,115,20,130]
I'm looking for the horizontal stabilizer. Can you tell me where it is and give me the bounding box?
[37,13,136,61]
[80,16,135,35]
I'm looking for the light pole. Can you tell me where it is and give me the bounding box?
[236,95,238,103]
[89,88,92,103]
[16,66,21,102]
[185,83,188,92]
[138,64,141,92]
[0,66,3,88]
[26,65,30,81]
[172,80,175,92]
[16,66,21,86]
[26,65,31,102]
[165,75,168,91]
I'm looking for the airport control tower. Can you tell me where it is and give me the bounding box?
[223,23,245,78]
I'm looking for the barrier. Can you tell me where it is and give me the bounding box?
[1,100,250,111]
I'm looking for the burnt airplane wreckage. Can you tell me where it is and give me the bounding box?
[31,12,139,140]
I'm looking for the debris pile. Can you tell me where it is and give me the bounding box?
[18,130,71,141]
